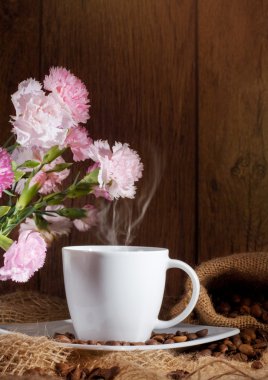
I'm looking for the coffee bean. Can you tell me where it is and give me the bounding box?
[175,330,184,336]
[186,333,198,341]
[173,335,187,343]
[208,343,218,350]
[131,342,145,346]
[240,305,251,314]
[232,294,241,304]
[262,310,268,323]
[238,343,254,356]
[87,366,120,380]
[253,342,267,349]
[251,360,263,369]
[242,297,252,306]
[253,349,262,360]
[164,339,175,344]
[223,339,236,350]
[195,329,208,338]
[242,328,256,341]
[240,333,252,344]
[105,340,121,346]
[232,335,242,347]
[72,339,87,344]
[219,302,231,314]
[152,334,165,343]
[145,339,158,345]
[218,344,228,353]
[70,365,82,380]
[250,304,263,318]
[55,363,76,376]
[87,340,98,345]
[65,332,75,340]
[53,334,72,343]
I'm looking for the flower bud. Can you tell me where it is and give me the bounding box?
[16,172,47,210]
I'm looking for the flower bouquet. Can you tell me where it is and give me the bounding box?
[0,67,143,282]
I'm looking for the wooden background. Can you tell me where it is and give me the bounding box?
[0,0,267,297]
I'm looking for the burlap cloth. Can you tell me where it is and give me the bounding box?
[0,252,267,379]
[170,252,268,331]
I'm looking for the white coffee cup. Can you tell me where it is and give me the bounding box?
[62,246,200,342]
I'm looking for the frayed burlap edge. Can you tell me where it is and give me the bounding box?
[0,332,70,376]
[67,347,268,379]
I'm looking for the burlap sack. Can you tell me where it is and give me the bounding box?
[171,252,268,331]
[0,291,267,379]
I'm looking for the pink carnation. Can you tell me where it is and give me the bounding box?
[73,204,98,232]
[44,67,90,124]
[87,163,111,200]
[39,157,70,194]
[65,126,92,161]
[0,148,14,197]
[20,206,72,246]
[88,140,143,199]
[29,171,47,188]
[43,205,73,237]
[11,147,69,195]
[11,146,40,167]
[0,231,47,282]
[11,79,74,149]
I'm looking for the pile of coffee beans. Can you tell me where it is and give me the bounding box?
[53,327,267,371]
[53,328,209,346]
[55,363,120,380]
[193,327,267,369]
[212,290,268,323]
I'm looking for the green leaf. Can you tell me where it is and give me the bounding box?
[34,214,49,230]
[45,163,72,173]
[3,190,16,197]
[6,143,19,154]
[0,206,11,217]
[22,160,40,168]
[44,193,66,205]
[67,182,93,198]
[11,161,17,171]
[58,208,86,219]
[42,146,66,165]
[15,183,38,210]
[14,170,25,182]
[80,169,99,185]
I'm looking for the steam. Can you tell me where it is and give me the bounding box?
[96,151,164,245]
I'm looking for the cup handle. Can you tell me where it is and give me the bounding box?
[154,259,200,329]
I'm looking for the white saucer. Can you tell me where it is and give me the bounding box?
[0,319,239,351]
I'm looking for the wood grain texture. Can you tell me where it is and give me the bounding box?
[198,0,268,261]
[1,0,268,299]
[39,0,197,296]
[0,0,41,293]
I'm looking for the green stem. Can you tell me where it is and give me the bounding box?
[0,234,13,251]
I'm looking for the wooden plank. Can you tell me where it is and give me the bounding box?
[40,0,197,297]
[198,0,268,261]
[0,0,41,293]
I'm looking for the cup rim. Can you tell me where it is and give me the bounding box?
[62,245,168,254]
